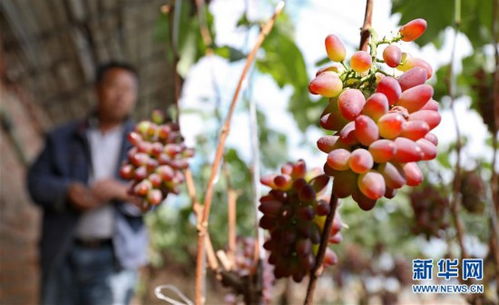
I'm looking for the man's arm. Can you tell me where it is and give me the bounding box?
[27,134,72,212]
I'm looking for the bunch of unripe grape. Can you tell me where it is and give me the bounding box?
[258,160,343,282]
[223,237,274,305]
[119,111,194,210]
[409,185,449,239]
[309,18,440,210]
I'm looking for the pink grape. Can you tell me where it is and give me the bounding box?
[416,138,437,160]
[398,56,432,78]
[317,135,339,153]
[355,115,379,145]
[376,77,402,105]
[327,149,351,171]
[397,84,433,113]
[362,93,389,121]
[352,188,377,211]
[383,45,402,67]
[368,139,396,163]
[400,120,430,140]
[378,113,405,139]
[398,67,427,91]
[378,162,406,189]
[399,18,427,42]
[348,149,374,173]
[424,133,438,146]
[402,162,423,186]
[338,121,359,146]
[325,34,346,62]
[358,170,386,200]
[409,110,441,129]
[308,71,343,97]
[421,99,439,111]
[350,51,372,73]
[338,89,366,120]
[332,170,358,198]
[393,137,423,162]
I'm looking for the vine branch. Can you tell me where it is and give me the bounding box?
[359,0,373,52]
[303,187,338,305]
[194,3,284,304]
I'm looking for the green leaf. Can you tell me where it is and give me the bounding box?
[214,45,246,62]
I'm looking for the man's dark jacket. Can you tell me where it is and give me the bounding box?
[27,118,147,281]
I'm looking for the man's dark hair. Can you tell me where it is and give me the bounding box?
[95,61,138,84]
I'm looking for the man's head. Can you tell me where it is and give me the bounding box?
[95,62,138,124]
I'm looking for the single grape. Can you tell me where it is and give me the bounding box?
[396,84,434,113]
[317,135,339,153]
[325,34,346,62]
[316,64,342,76]
[399,18,427,42]
[421,99,439,111]
[338,89,366,120]
[393,137,423,162]
[120,164,135,180]
[398,67,427,91]
[147,189,163,205]
[416,138,437,160]
[409,110,441,129]
[376,77,402,105]
[291,159,307,179]
[332,170,358,198]
[320,111,348,131]
[308,71,343,97]
[327,149,351,171]
[383,45,402,67]
[338,121,359,146]
[401,162,423,186]
[368,139,396,163]
[384,188,397,199]
[377,113,405,139]
[354,115,379,146]
[378,162,406,189]
[309,174,330,193]
[400,120,430,140]
[274,174,293,191]
[358,170,386,200]
[362,93,389,121]
[352,188,377,210]
[424,133,438,146]
[350,51,372,73]
[348,148,374,174]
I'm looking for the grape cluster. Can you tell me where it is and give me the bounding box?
[119,111,194,210]
[224,237,274,305]
[409,185,449,239]
[258,160,343,282]
[309,18,440,210]
[460,170,486,214]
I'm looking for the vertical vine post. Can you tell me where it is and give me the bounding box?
[194,3,284,304]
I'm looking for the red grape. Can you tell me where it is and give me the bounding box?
[317,135,339,153]
[350,51,372,73]
[378,162,406,189]
[355,115,379,145]
[376,77,402,105]
[368,139,396,163]
[409,110,441,129]
[338,121,359,146]
[399,18,427,42]
[383,45,402,67]
[402,162,423,186]
[398,67,427,91]
[396,84,433,113]
[378,113,405,139]
[352,188,377,211]
[400,120,430,140]
[308,71,343,97]
[362,93,389,121]
[424,133,438,146]
[416,138,437,160]
[358,170,386,200]
[348,148,374,174]
[338,89,366,120]
[327,149,351,171]
[332,170,358,198]
[393,137,423,162]
[325,34,346,62]
[421,99,439,111]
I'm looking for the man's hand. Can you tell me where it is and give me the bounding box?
[67,182,102,211]
[90,179,130,203]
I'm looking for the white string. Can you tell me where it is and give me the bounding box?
[154,284,194,305]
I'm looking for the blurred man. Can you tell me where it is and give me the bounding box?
[27,62,147,305]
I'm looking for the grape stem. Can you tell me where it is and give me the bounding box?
[194,3,284,304]
[359,0,373,51]
[303,185,338,305]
